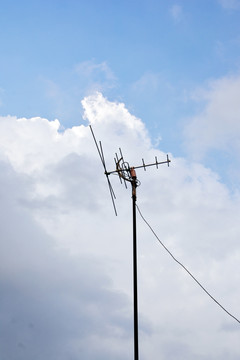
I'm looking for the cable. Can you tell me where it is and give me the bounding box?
[136,203,240,325]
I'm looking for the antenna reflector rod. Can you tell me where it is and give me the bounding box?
[115,152,119,162]
[119,148,124,161]
[155,156,158,169]
[142,158,146,171]
[115,157,123,184]
[167,154,170,167]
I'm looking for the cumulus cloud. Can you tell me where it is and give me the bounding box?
[185,75,240,148]
[0,161,135,360]
[40,61,117,126]
[183,74,240,186]
[0,92,240,359]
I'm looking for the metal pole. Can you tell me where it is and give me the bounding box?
[132,178,139,360]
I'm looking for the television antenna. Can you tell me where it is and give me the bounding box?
[90,125,170,360]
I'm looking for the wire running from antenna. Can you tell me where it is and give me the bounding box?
[136,204,240,325]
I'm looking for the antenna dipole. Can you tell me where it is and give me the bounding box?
[89,125,171,360]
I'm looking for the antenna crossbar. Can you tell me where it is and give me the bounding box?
[105,156,171,176]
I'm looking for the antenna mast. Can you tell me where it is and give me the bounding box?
[90,125,170,360]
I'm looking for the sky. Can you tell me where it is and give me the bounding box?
[1,0,240,359]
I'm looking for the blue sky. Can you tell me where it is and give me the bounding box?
[1,0,240,157]
[1,1,240,359]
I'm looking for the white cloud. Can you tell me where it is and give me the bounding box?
[0,93,240,359]
[219,0,240,10]
[75,59,117,92]
[75,60,116,82]
[183,74,240,169]
[40,61,117,126]
[131,72,161,94]
[169,4,183,22]
[0,161,134,360]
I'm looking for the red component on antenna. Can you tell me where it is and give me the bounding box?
[130,167,137,179]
